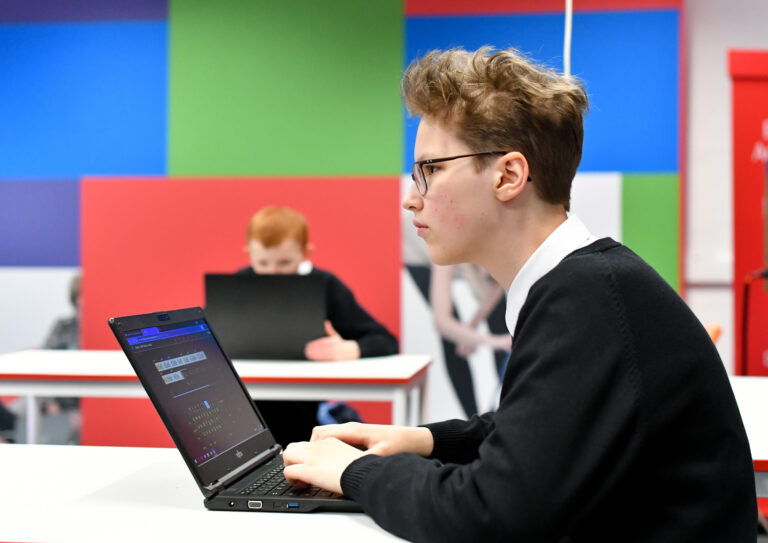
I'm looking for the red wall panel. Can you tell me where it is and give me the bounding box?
[81,177,400,349]
[405,0,682,16]
[79,176,401,445]
[79,397,174,447]
[731,51,768,376]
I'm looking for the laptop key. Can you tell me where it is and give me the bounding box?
[284,487,308,496]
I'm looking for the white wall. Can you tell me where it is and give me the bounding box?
[685,0,768,372]
[0,267,79,354]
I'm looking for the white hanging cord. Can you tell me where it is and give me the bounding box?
[564,0,573,76]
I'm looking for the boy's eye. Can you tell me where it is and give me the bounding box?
[425,165,439,176]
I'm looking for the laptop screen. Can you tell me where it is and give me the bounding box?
[122,317,267,467]
[204,273,327,360]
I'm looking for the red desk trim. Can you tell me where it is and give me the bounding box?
[0,366,429,387]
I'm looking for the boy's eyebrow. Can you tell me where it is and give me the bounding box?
[414,151,435,162]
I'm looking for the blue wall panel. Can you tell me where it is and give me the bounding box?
[0,21,167,178]
[0,180,79,266]
[404,10,678,173]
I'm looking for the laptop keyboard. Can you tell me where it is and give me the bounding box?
[239,460,339,498]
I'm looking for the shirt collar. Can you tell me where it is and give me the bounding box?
[297,260,313,275]
[505,214,596,336]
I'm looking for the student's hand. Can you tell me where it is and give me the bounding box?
[310,422,434,458]
[491,334,512,352]
[456,342,476,357]
[282,438,365,494]
[304,321,361,361]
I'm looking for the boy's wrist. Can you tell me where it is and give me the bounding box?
[346,340,361,359]
[411,426,435,457]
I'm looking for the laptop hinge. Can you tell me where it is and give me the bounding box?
[204,444,282,493]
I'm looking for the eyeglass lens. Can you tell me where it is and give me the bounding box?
[411,163,426,195]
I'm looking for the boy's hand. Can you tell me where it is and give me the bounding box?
[304,321,361,361]
[310,422,434,458]
[282,438,365,494]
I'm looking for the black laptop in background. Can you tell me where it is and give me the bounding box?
[204,273,326,360]
[108,306,362,513]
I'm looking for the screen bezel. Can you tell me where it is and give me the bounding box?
[109,306,278,495]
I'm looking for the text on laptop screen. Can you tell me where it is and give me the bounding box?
[124,318,265,466]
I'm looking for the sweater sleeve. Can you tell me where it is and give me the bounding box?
[423,412,495,464]
[339,260,642,542]
[321,271,399,357]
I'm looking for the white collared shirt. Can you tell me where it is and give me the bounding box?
[297,260,314,275]
[505,214,597,337]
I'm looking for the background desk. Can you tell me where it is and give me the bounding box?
[730,376,768,501]
[0,350,430,444]
[0,443,403,543]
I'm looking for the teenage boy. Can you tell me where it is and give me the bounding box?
[239,206,398,445]
[282,47,756,542]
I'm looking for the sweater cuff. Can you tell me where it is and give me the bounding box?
[340,454,382,500]
[357,335,398,358]
[422,420,470,460]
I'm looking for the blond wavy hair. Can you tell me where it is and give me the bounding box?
[401,46,588,210]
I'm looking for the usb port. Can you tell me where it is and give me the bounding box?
[286,503,299,509]
[247,500,262,510]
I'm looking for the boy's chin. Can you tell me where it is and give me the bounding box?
[426,247,464,267]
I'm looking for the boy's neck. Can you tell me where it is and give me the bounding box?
[478,203,568,290]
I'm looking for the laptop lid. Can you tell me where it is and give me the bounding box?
[109,307,279,498]
[204,273,326,360]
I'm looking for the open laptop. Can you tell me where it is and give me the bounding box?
[108,306,362,513]
[204,273,326,360]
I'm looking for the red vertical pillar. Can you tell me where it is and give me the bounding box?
[731,50,768,376]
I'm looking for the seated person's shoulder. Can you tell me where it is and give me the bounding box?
[547,239,655,288]
[308,266,335,280]
[538,239,618,287]
[235,266,255,275]
[309,267,348,292]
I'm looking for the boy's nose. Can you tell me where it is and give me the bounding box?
[401,182,423,211]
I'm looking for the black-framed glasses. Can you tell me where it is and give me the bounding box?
[411,151,530,195]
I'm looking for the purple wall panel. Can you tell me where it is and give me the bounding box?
[0,180,79,266]
[0,0,166,22]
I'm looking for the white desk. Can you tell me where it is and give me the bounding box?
[0,443,403,543]
[729,376,768,498]
[0,350,430,443]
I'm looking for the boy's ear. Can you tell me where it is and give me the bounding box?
[494,152,530,203]
[303,242,315,260]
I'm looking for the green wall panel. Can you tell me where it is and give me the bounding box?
[622,173,679,290]
[168,0,402,175]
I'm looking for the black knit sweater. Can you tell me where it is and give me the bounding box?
[341,239,756,542]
